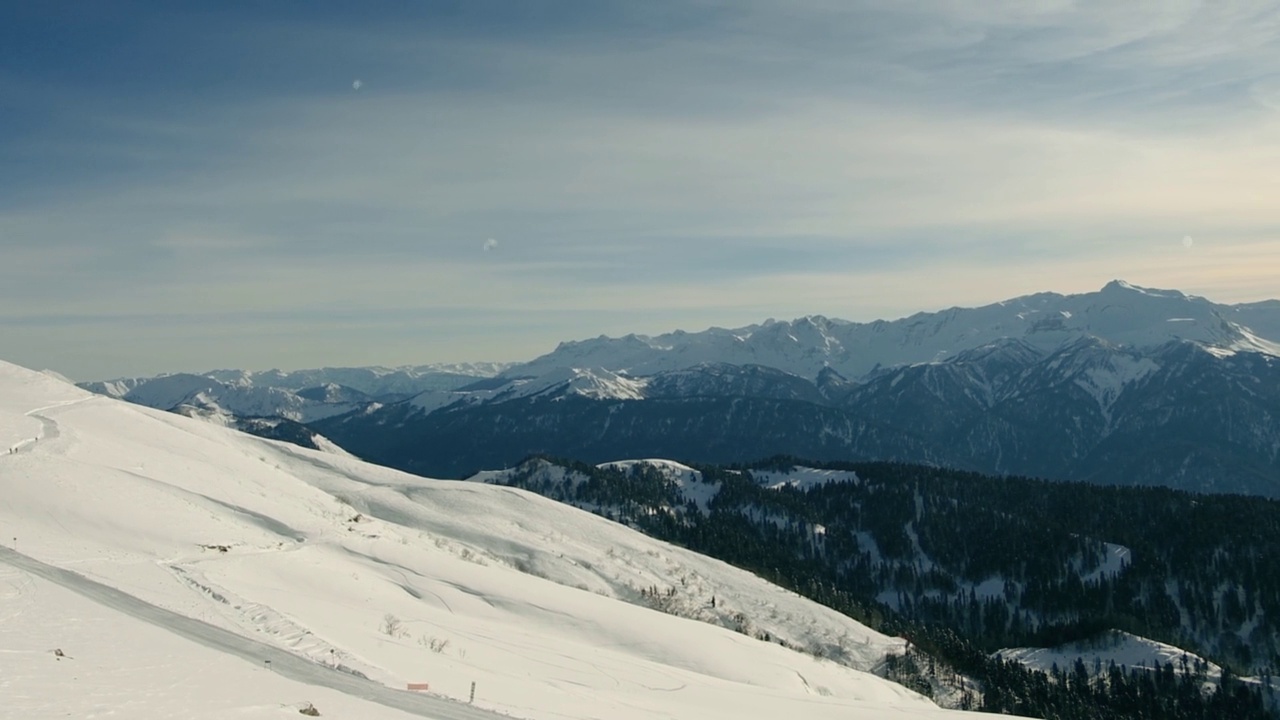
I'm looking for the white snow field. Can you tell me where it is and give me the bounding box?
[596,458,722,511]
[997,630,1236,694]
[0,360,997,720]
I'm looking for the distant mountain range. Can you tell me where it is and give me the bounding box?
[84,281,1280,496]
[80,363,512,451]
[514,280,1279,380]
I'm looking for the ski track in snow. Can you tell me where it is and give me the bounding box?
[3,397,88,455]
[0,547,511,720]
[1,397,505,719]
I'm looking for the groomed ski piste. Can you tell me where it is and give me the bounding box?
[0,360,1001,720]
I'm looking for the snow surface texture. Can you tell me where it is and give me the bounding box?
[410,366,646,413]
[999,631,1222,684]
[0,360,994,720]
[597,459,720,512]
[751,467,862,491]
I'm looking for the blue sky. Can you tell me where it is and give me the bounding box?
[3,1,1279,379]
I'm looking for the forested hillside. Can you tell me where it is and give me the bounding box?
[477,456,1280,718]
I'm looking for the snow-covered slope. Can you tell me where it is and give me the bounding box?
[1224,300,1280,346]
[0,359,992,720]
[410,366,648,413]
[597,459,720,512]
[0,556,474,720]
[201,363,513,397]
[80,363,513,427]
[477,458,863,516]
[89,363,511,401]
[999,631,1224,685]
[81,372,366,424]
[751,466,862,491]
[513,281,1279,382]
[1001,630,1279,698]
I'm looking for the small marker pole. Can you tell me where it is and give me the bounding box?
[265,659,272,671]
[469,681,476,703]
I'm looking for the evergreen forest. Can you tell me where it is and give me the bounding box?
[492,456,1280,719]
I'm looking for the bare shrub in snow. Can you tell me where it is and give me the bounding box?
[418,634,451,653]
[380,613,406,638]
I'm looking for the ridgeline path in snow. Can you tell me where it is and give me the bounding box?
[0,546,512,720]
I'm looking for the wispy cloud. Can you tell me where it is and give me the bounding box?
[2,1,1278,378]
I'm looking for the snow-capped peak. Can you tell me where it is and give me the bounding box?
[508,282,1279,383]
[556,366,649,400]
[410,366,648,413]
[1100,279,1187,299]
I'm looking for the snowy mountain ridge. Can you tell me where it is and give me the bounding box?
[202,362,514,395]
[999,631,1224,685]
[367,280,1280,426]
[84,280,1279,415]
[315,332,1280,495]
[78,363,513,441]
[81,280,1280,495]
[410,366,649,413]
[82,281,1280,417]
[83,362,511,407]
[512,280,1279,382]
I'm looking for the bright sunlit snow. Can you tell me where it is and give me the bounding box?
[999,631,1221,685]
[0,360,995,720]
[596,459,721,512]
[410,367,648,413]
[751,466,862,491]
